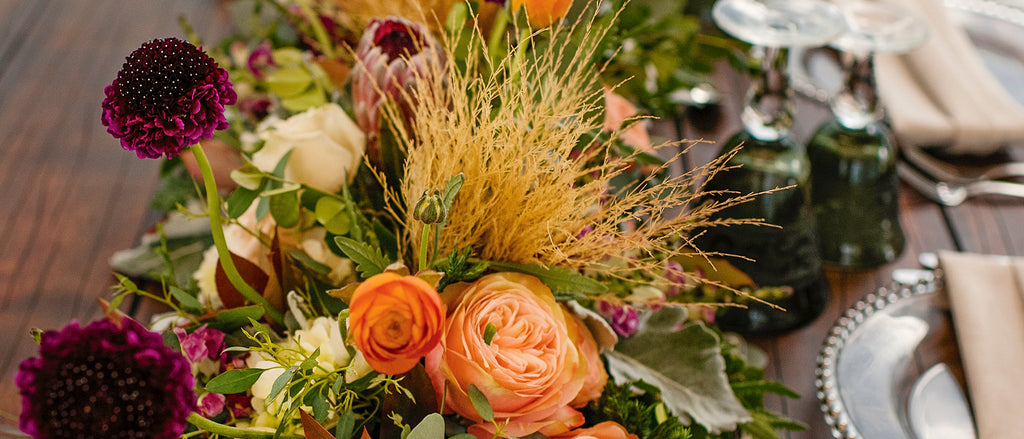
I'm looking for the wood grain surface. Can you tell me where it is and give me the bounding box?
[1,2,1022,438]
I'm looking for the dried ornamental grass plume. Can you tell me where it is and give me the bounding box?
[389,12,767,289]
[16,319,196,439]
[101,37,237,159]
[329,0,460,33]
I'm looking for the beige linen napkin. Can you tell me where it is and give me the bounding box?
[937,250,1024,439]
[875,0,1024,155]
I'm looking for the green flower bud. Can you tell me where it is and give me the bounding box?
[413,189,447,224]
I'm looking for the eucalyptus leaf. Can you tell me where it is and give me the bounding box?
[467,384,494,422]
[266,66,314,97]
[267,365,299,402]
[608,321,751,433]
[226,185,261,219]
[207,305,265,332]
[269,191,300,228]
[169,286,203,313]
[281,87,327,112]
[336,409,356,439]
[205,368,266,394]
[261,182,302,197]
[230,168,265,191]
[407,413,445,439]
[289,249,332,275]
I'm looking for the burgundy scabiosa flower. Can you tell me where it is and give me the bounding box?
[101,37,237,159]
[16,319,196,439]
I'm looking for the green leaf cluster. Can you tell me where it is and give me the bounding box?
[432,247,489,291]
[583,380,692,439]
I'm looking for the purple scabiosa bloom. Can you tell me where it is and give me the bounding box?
[101,37,237,159]
[16,319,196,439]
[598,301,639,337]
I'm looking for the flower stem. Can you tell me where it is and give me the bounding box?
[187,413,303,439]
[419,223,430,272]
[189,144,284,326]
[295,0,335,59]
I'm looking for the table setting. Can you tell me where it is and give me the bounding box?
[1,0,1024,438]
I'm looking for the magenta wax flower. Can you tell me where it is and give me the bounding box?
[598,301,639,337]
[16,319,196,439]
[101,37,237,159]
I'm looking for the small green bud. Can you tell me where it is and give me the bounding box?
[413,189,447,224]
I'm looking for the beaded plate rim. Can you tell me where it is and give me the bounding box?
[814,272,941,439]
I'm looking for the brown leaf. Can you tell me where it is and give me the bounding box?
[299,409,336,439]
[215,251,270,309]
[378,364,439,439]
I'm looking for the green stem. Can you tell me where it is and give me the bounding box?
[419,223,430,272]
[187,413,304,439]
[189,144,284,326]
[295,0,335,59]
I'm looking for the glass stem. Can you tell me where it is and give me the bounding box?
[189,144,284,326]
[831,51,881,130]
[741,45,794,141]
[187,413,303,439]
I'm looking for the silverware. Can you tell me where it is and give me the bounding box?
[907,363,978,439]
[901,142,1024,184]
[898,162,1024,206]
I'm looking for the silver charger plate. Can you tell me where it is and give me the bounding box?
[815,271,968,439]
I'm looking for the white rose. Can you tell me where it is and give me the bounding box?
[299,228,355,285]
[294,317,352,369]
[253,103,366,193]
[194,246,224,310]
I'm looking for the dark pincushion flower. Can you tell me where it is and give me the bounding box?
[16,319,196,439]
[101,37,237,159]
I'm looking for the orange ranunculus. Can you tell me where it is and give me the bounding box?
[348,272,445,375]
[552,421,640,439]
[511,0,573,28]
[425,272,589,438]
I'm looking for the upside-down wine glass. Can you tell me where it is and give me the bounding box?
[806,1,928,268]
[698,0,845,335]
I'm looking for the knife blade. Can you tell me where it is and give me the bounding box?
[907,363,977,439]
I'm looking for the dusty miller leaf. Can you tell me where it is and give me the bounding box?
[608,321,751,433]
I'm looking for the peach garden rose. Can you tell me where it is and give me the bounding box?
[425,272,605,438]
[348,272,445,375]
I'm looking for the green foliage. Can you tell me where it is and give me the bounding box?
[593,0,749,117]
[583,380,692,439]
[432,247,489,291]
[484,260,608,295]
[334,236,391,279]
[205,368,267,394]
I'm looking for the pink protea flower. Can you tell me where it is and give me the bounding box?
[351,17,443,161]
[101,37,237,159]
[16,319,196,439]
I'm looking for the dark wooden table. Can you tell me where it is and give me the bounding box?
[2,1,1021,438]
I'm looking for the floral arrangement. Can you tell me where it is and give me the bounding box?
[16,1,799,439]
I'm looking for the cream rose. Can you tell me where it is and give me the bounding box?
[253,103,365,193]
[425,273,592,438]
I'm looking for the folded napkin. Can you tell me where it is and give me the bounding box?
[937,250,1024,439]
[875,0,1024,155]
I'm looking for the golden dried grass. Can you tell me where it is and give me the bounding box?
[374,6,768,296]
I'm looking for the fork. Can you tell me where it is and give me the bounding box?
[898,162,1024,206]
